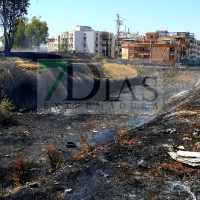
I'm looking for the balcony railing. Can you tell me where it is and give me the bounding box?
[130,50,150,54]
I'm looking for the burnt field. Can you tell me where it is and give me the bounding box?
[0,53,200,200]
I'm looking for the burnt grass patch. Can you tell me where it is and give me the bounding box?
[0,56,200,199]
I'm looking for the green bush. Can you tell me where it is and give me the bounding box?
[0,98,15,127]
[0,98,14,115]
[46,144,65,171]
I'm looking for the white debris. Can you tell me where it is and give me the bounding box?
[65,189,73,193]
[177,150,200,158]
[168,151,200,167]
[177,146,185,150]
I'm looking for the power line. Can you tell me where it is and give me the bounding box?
[120,17,153,31]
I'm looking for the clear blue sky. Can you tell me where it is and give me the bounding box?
[27,0,200,39]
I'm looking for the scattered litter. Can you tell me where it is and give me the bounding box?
[183,137,192,141]
[177,146,185,150]
[192,129,200,136]
[66,142,78,148]
[24,131,29,134]
[165,128,177,134]
[65,189,73,194]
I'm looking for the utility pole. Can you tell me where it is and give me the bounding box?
[178,41,180,63]
[116,14,123,58]
[149,40,152,63]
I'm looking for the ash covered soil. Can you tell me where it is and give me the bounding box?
[0,53,200,200]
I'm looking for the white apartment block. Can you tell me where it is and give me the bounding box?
[48,26,114,57]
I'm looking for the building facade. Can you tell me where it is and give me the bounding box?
[114,31,141,58]
[48,36,60,52]
[48,26,114,57]
[121,30,195,65]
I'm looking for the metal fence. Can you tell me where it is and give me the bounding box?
[181,59,200,67]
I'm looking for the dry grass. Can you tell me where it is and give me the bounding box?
[79,131,91,148]
[17,63,38,69]
[73,146,93,160]
[14,58,38,70]
[158,161,195,179]
[119,138,141,149]
[73,131,94,160]
[7,155,35,185]
[102,60,137,79]
[114,130,141,149]
[73,145,104,160]
[1,57,38,70]
[114,130,129,139]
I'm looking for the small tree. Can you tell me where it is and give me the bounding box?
[14,17,29,49]
[25,16,49,50]
[0,0,30,53]
[59,38,68,52]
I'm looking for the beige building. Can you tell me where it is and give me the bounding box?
[48,36,60,52]
[121,30,194,65]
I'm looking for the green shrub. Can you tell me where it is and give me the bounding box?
[0,98,15,127]
[0,98,14,115]
[46,144,65,171]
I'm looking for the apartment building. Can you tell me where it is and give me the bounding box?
[48,36,60,52]
[48,26,114,57]
[102,32,114,57]
[121,30,195,65]
[114,31,141,58]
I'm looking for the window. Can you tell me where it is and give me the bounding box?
[150,36,153,39]
[170,47,175,51]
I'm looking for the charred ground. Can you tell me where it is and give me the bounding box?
[0,52,200,199]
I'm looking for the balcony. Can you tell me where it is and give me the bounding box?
[130,49,150,54]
